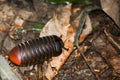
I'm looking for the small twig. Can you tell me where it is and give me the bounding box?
[70,47,91,67]
[74,9,87,47]
[22,19,40,23]
[74,6,101,47]
[93,48,113,69]
[0,30,9,54]
[77,46,100,80]
[104,28,120,51]
[74,6,101,80]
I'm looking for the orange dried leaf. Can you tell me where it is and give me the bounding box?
[0,26,7,31]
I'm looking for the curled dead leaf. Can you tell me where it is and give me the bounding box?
[40,4,72,38]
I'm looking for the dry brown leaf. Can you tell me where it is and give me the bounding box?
[40,4,73,80]
[40,4,71,38]
[100,0,120,27]
[45,39,74,80]
[39,3,93,79]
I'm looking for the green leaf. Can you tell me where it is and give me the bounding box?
[35,22,44,29]
[0,77,2,80]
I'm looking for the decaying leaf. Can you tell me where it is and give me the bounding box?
[40,4,71,38]
[100,0,120,27]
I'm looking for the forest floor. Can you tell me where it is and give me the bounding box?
[0,0,120,80]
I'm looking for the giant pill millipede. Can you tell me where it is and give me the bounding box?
[8,35,64,66]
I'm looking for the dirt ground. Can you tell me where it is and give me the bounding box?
[0,0,120,80]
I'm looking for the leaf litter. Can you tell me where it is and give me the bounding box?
[0,1,120,80]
